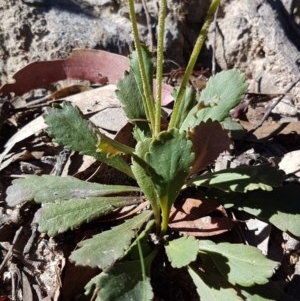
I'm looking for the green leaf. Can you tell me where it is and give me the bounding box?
[116,70,147,120]
[85,257,154,301]
[198,240,278,286]
[190,165,285,193]
[44,102,133,178]
[70,211,151,269]
[144,129,194,205]
[181,69,247,131]
[37,196,141,236]
[6,175,140,207]
[173,86,197,128]
[131,138,161,224]
[188,266,244,301]
[165,236,198,268]
[130,47,153,102]
[133,129,194,232]
[233,185,300,237]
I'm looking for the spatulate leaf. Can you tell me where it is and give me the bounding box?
[6,175,140,206]
[191,165,285,193]
[37,196,141,236]
[198,240,278,286]
[70,211,151,269]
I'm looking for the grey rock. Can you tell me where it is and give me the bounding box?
[207,0,300,108]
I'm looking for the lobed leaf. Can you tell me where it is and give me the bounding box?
[44,102,133,177]
[165,236,199,268]
[70,211,151,269]
[37,196,141,236]
[181,69,247,131]
[198,240,278,286]
[6,175,140,207]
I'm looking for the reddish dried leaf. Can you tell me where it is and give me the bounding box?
[0,49,174,106]
[169,198,234,237]
[188,120,231,175]
[0,49,129,96]
[158,81,174,106]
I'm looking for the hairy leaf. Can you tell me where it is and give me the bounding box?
[70,211,151,269]
[38,196,141,236]
[181,69,247,131]
[44,102,133,177]
[188,266,244,301]
[144,129,194,207]
[116,70,146,120]
[130,47,153,102]
[6,175,140,207]
[198,240,278,286]
[191,165,285,193]
[85,258,154,301]
[165,236,199,268]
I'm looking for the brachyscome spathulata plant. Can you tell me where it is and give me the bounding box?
[5,0,300,300]
[125,0,224,237]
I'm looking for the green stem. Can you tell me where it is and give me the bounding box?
[168,0,221,129]
[160,196,170,237]
[128,0,156,133]
[154,0,167,137]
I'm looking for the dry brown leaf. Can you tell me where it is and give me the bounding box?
[240,120,300,139]
[0,149,44,172]
[188,120,231,174]
[0,115,46,168]
[169,198,234,237]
